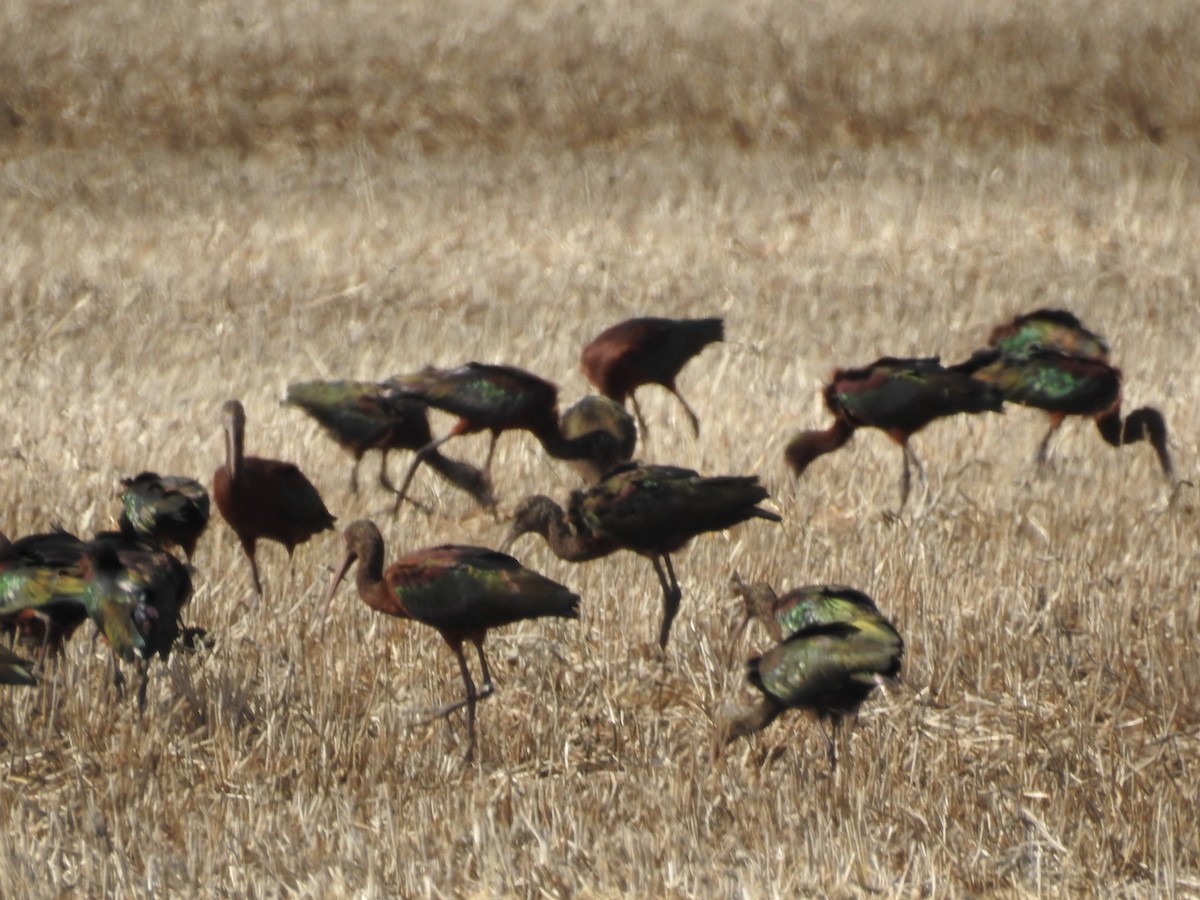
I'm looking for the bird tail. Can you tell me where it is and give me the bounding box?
[423,451,496,510]
[675,318,725,355]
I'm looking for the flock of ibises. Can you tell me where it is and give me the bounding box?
[0,308,1178,764]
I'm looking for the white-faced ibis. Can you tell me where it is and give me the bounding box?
[580,316,724,437]
[722,579,903,769]
[119,472,211,562]
[382,363,642,508]
[213,399,336,596]
[784,356,1004,507]
[323,519,580,762]
[501,462,782,650]
[0,644,36,686]
[284,380,495,512]
[559,395,638,484]
[958,311,1175,481]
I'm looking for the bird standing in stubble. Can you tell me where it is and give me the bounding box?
[959,309,1175,481]
[581,316,724,438]
[213,399,336,596]
[784,356,1004,508]
[724,575,903,769]
[284,379,495,512]
[322,519,580,762]
[502,462,781,651]
[382,363,643,509]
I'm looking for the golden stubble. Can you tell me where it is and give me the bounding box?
[1,0,1198,895]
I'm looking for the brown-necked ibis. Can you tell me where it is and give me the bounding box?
[784,356,1004,507]
[580,316,724,437]
[501,462,781,650]
[323,519,580,762]
[213,399,336,596]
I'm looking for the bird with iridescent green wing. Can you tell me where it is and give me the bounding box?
[381,363,641,509]
[118,472,211,562]
[0,528,92,656]
[502,463,781,651]
[284,379,495,512]
[957,310,1174,481]
[323,519,580,762]
[785,356,1004,508]
[722,581,903,769]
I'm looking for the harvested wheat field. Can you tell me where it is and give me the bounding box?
[2,0,1199,894]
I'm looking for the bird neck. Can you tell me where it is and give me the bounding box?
[540,503,601,561]
[225,420,245,481]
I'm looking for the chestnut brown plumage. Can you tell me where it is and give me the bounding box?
[580,316,723,437]
[213,400,336,596]
[323,520,580,762]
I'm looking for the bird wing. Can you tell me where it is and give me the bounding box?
[387,545,579,631]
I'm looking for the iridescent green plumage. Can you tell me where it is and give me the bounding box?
[960,311,1175,479]
[382,363,649,509]
[503,463,781,649]
[724,579,903,768]
[0,529,91,655]
[119,472,211,561]
[324,519,580,762]
[987,308,1109,361]
[732,575,886,642]
[285,379,494,510]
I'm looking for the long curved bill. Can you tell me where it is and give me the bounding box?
[319,552,356,641]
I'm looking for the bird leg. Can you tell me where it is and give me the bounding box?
[391,435,453,514]
[651,554,683,650]
[818,716,839,771]
[666,383,702,436]
[408,639,496,763]
[1035,413,1066,469]
[453,642,480,763]
[482,433,499,480]
[239,538,264,597]
[110,652,126,700]
[629,393,650,443]
[136,658,150,715]
[349,454,362,495]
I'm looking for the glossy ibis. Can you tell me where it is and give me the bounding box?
[986,308,1109,362]
[284,380,495,512]
[784,356,1004,507]
[118,472,211,562]
[1,528,91,656]
[559,395,638,484]
[722,581,903,769]
[580,316,724,437]
[959,313,1175,480]
[213,399,336,596]
[323,519,580,762]
[731,574,887,643]
[77,536,194,711]
[501,462,782,650]
[0,644,36,686]
[382,363,642,508]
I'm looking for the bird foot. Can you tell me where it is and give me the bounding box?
[404,683,496,726]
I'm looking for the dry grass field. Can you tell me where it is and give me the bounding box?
[2,0,1199,895]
